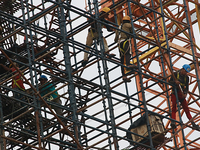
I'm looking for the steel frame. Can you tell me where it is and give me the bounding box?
[0,0,200,149]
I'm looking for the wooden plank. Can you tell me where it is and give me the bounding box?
[168,42,200,58]
[133,42,167,64]
[133,42,200,65]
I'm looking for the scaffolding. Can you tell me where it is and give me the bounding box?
[0,0,200,149]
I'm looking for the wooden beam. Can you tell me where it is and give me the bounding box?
[169,42,200,58]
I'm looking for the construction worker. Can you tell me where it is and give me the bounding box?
[39,75,62,115]
[82,7,115,67]
[114,15,137,82]
[0,62,25,100]
[169,64,200,130]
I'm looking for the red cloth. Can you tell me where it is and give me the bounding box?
[171,91,192,120]
[11,67,25,90]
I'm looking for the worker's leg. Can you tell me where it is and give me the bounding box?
[181,99,192,120]
[124,42,136,69]
[170,93,177,128]
[52,99,62,115]
[54,107,62,115]
[171,93,177,120]
[119,42,131,82]
[103,37,109,52]
[176,91,192,120]
[13,87,26,106]
[119,42,125,76]
[13,87,21,99]
[125,51,131,67]
[122,41,135,68]
[181,98,200,130]
[84,31,94,61]
[120,53,125,76]
[122,41,130,66]
[82,32,99,67]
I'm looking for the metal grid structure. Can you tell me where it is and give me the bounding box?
[0,0,200,149]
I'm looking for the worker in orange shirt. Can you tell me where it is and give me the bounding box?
[0,62,25,100]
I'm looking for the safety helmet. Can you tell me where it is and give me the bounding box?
[182,64,191,72]
[102,7,110,13]
[39,75,48,81]
[123,15,131,21]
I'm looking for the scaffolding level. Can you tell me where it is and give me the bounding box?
[0,0,200,149]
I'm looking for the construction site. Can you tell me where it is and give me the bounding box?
[0,0,200,149]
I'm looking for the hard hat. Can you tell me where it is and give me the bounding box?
[39,75,48,81]
[182,64,191,72]
[102,7,110,13]
[123,15,131,21]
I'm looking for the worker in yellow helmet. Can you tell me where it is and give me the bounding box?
[114,15,137,82]
[82,7,115,67]
[102,7,111,15]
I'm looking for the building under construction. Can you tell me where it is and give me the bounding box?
[0,0,200,149]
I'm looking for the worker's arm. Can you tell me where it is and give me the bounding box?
[174,80,181,85]
[169,72,177,84]
[88,16,97,30]
[0,63,11,72]
[99,18,113,32]
[114,30,119,43]
[169,72,180,90]
[105,24,113,32]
